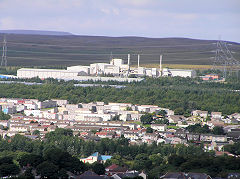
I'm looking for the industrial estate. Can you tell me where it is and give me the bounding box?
[16,56,196,81]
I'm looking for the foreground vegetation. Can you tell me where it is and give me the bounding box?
[0,129,240,178]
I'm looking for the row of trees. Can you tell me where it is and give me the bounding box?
[186,124,225,135]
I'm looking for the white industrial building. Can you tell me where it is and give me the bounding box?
[162,68,196,78]
[17,55,196,81]
[17,68,80,79]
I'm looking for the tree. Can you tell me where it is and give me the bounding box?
[92,162,105,175]
[174,107,184,115]
[43,146,86,174]
[168,154,186,167]
[212,126,225,135]
[36,161,59,178]
[0,163,20,177]
[146,127,153,133]
[32,130,40,136]
[133,153,152,170]
[0,111,10,121]
[157,110,167,117]
[155,118,169,125]
[149,154,163,166]
[206,116,211,121]
[22,167,34,179]
[59,168,68,179]
[110,154,124,166]
[0,156,13,165]
[112,115,120,121]
[19,153,43,167]
[140,113,153,124]
[125,106,133,111]
[186,124,211,133]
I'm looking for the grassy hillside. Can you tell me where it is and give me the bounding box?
[0,33,239,66]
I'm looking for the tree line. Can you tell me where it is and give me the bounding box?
[0,77,240,114]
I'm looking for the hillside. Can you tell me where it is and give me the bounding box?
[0,30,73,36]
[0,33,239,66]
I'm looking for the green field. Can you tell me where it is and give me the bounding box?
[1,33,239,67]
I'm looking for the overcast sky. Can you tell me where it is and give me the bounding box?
[0,0,239,42]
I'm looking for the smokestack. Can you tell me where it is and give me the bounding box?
[128,54,130,66]
[138,54,140,68]
[160,55,163,76]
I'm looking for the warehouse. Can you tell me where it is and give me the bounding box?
[162,68,196,78]
[17,67,143,82]
[17,68,79,79]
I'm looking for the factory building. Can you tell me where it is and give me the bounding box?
[17,55,196,81]
[17,68,80,79]
[162,68,196,78]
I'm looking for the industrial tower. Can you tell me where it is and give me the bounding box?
[213,40,239,78]
[1,36,7,66]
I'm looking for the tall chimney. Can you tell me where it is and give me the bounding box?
[138,54,140,68]
[160,55,163,76]
[128,54,130,66]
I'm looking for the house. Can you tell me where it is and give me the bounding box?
[211,120,225,127]
[142,133,159,144]
[79,170,105,179]
[229,113,240,120]
[112,172,139,179]
[151,124,167,131]
[227,129,240,140]
[95,131,115,139]
[200,134,214,142]
[227,173,240,179]
[105,164,128,176]
[171,137,186,145]
[211,112,222,119]
[123,130,139,140]
[187,133,200,141]
[192,110,208,118]
[80,152,112,164]
[202,74,220,81]
[168,115,185,124]
[36,100,57,109]
[187,172,212,179]
[212,135,227,142]
[160,172,186,179]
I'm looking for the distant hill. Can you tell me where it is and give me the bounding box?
[0,33,239,66]
[0,30,73,36]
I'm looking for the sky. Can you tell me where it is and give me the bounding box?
[0,0,240,42]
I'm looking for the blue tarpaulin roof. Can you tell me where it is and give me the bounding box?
[0,75,10,79]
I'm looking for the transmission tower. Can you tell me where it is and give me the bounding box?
[1,36,7,66]
[212,40,239,78]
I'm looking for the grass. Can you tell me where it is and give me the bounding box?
[41,107,55,111]
[138,64,213,69]
[167,125,179,129]
[2,33,239,66]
